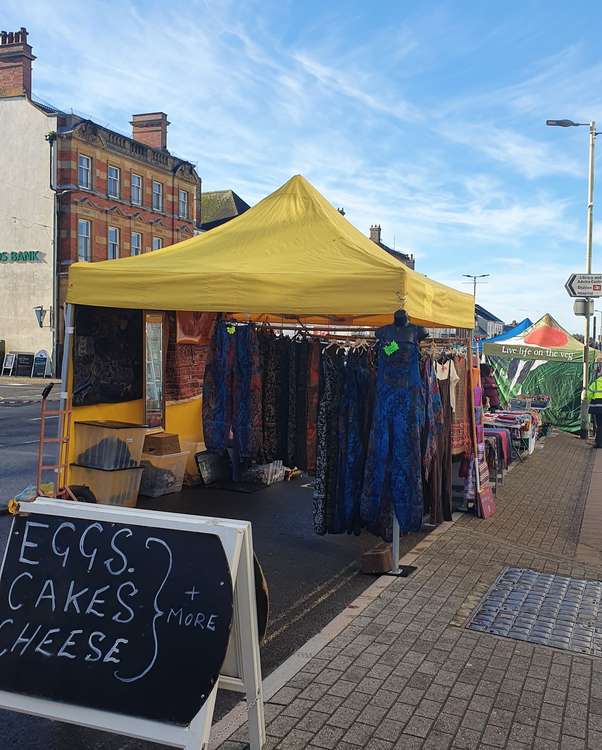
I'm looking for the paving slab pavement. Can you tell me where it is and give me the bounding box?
[577,448,602,567]
[215,432,602,749]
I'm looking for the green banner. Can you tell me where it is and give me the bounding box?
[483,342,593,363]
[487,356,593,433]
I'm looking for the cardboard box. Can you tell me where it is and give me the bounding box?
[360,545,393,575]
[143,432,181,455]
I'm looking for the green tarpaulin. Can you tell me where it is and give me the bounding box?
[483,314,594,433]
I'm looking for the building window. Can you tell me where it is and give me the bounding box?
[77,219,91,261]
[131,231,142,256]
[108,226,120,259]
[178,189,188,219]
[131,173,142,205]
[152,236,163,251]
[78,154,91,189]
[152,180,163,211]
[108,165,120,198]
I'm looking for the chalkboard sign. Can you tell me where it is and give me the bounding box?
[1,352,15,376]
[0,508,233,726]
[14,352,34,377]
[31,350,49,378]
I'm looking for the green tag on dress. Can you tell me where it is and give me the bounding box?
[384,340,399,356]
[226,324,236,334]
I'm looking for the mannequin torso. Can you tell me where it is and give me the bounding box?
[376,309,429,346]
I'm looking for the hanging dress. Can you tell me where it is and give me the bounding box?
[259,330,280,463]
[233,324,263,463]
[336,349,375,535]
[202,319,236,452]
[435,359,457,522]
[313,347,345,534]
[305,341,321,472]
[360,325,424,539]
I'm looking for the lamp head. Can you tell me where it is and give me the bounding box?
[546,119,579,127]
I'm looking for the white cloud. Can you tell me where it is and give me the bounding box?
[292,53,423,124]
[2,0,598,331]
[492,257,526,266]
[436,261,582,332]
[439,45,602,124]
[438,123,581,179]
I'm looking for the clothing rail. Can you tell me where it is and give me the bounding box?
[223,315,464,576]
[224,317,377,336]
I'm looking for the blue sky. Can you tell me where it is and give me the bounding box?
[5,0,602,330]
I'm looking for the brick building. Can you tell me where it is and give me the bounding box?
[0,27,201,370]
[54,114,200,330]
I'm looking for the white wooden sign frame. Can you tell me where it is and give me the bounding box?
[1,352,16,377]
[0,498,266,750]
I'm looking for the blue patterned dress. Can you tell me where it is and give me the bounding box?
[360,325,425,538]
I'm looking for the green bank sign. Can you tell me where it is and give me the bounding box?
[0,251,42,263]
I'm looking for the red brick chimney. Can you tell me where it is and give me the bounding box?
[130,112,170,150]
[0,27,35,99]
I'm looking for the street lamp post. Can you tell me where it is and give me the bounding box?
[462,273,490,301]
[462,273,490,333]
[547,119,598,438]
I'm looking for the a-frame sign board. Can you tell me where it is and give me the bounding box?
[0,498,266,749]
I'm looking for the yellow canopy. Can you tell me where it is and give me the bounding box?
[67,174,473,329]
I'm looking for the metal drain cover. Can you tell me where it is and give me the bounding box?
[467,567,602,656]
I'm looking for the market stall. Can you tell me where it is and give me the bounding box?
[483,313,595,433]
[58,175,477,541]
[477,318,532,354]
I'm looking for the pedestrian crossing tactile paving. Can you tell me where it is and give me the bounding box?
[467,566,602,657]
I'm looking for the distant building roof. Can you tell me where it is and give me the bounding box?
[475,304,504,324]
[200,190,250,231]
[28,99,199,188]
[32,98,64,116]
[368,224,415,270]
[379,244,414,266]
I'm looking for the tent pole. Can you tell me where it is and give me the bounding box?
[59,304,73,417]
[391,516,400,574]
[56,304,74,495]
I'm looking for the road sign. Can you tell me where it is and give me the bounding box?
[565,273,602,297]
[574,299,594,317]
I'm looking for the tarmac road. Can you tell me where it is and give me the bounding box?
[0,397,59,511]
[0,382,426,749]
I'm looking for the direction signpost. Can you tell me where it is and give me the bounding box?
[565,273,602,298]
[552,119,598,438]
[565,272,599,438]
